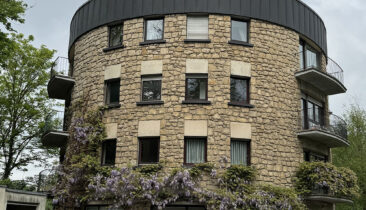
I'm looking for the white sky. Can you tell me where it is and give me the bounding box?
[10,0,366,179]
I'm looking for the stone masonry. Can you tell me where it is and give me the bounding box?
[70,14,329,188]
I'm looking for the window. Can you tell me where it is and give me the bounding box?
[301,98,324,129]
[145,18,164,41]
[231,19,248,43]
[184,138,206,164]
[230,76,250,104]
[152,205,206,210]
[187,16,209,40]
[231,140,250,165]
[105,79,120,106]
[109,24,123,47]
[101,139,116,166]
[185,74,208,101]
[299,40,319,70]
[86,206,123,210]
[304,151,328,162]
[141,75,162,102]
[139,138,159,164]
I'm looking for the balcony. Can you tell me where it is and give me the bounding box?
[48,57,75,100]
[298,109,349,148]
[41,110,69,148]
[295,54,346,95]
[295,162,358,206]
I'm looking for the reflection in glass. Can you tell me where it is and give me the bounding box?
[146,19,164,40]
[109,25,123,47]
[142,80,161,101]
[230,78,248,103]
[231,20,247,42]
[186,78,207,100]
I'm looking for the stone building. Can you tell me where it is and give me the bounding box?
[42,0,350,209]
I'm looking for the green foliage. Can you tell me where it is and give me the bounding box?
[134,164,163,176]
[221,165,256,192]
[0,179,36,191]
[0,0,27,63]
[333,104,366,209]
[189,163,214,178]
[294,162,359,200]
[45,199,53,210]
[0,33,56,179]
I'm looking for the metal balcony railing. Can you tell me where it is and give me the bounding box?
[44,110,65,132]
[296,51,345,85]
[50,57,69,78]
[301,109,348,141]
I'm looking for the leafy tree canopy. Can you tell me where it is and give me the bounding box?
[333,104,366,209]
[0,33,57,179]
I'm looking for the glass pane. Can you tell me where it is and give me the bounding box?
[107,80,120,104]
[146,19,164,40]
[306,48,318,68]
[140,139,159,163]
[142,80,162,101]
[187,16,209,39]
[186,78,207,100]
[231,20,247,42]
[103,140,116,165]
[299,44,304,69]
[109,25,123,47]
[188,207,206,210]
[186,139,205,164]
[307,102,314,121]
[231,141,248,165]
[230,78,248,103]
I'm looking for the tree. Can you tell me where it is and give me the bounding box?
[0,33,56,179]
[0,0,27,62]
[332,104,366,209]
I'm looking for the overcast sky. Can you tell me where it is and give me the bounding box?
[10,0,366,179]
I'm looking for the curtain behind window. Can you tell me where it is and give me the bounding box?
[187,16,209,39]
[186,138,205,163]
[231,140,248,165]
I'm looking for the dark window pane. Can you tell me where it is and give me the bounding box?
[106,80,120,104]
[299,43,304,69]
[146,19,164,40]
[186,78,207,100]
[102,140,116,165]
[142,80,161,101]
[140,138,159,163]
[230,78,248,103]
[232,20,247,42]
[188,207,206,210]
[185,138,205,164]
[109,25,123,47]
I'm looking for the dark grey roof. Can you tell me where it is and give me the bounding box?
[69,0,327,55]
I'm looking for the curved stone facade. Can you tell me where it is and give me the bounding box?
[69,14,329,188]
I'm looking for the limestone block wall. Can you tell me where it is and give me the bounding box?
[70,14,328,187]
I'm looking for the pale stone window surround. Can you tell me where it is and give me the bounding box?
[105,123,118,139]
[184,120,208,137]
[141,60,163,75]
[186,59,208,74]
[104,64,121,80]
[230,122,251,139]
[138,120,161,137]
[231,61,251,77]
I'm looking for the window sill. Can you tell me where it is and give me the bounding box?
[228,40,254,47]
[182,100,212,105]
[136,101,164,106]
[138,163,159,166]
[104,103,121,109]
[139,40,166,46]
[228,102,255,108]
[103,45,125,52]
[184,39,211,43]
